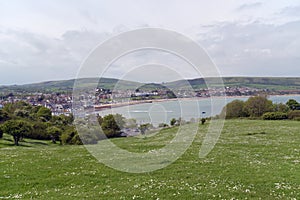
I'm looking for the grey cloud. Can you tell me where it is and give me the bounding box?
[236,2,263,11]
[198,21,300,76]
[0,28,111,84]
[280,5,300,17]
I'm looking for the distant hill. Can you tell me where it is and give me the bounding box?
[0,77,300,94]
[0,78,140,93]
[167,77,300,90]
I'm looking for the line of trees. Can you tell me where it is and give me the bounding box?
[0,101,76,145]
[0,101,130,146]
[220,95,300,120]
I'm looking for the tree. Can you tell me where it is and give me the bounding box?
[286,99,299,110]
[273,103,290,113]
[37,107,52,121]
[244,96,273,117]
[101,114,125,138]
[170,118,177,126]
[46,126,62,144]
[0,110,9,123]
[1,120,32,146]
[221,100,247,119]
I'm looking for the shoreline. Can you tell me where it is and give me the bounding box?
[94,94,300,111]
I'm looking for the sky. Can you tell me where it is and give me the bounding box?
[0,0,300,85]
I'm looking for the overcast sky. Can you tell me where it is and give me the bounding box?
[0,0,300,85]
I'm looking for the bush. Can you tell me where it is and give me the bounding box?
[288,110,300,120]
[262,112,288,120]
[158,123,169,128]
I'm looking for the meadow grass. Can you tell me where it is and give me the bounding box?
[1,120,300,199]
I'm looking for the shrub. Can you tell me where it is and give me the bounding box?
[288,110,300,120]
[158,123,169,128]
[262,112,288,120]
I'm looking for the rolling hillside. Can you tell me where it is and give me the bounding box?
[0,77,300,94]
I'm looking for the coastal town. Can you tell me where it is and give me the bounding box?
[0,85,299,116]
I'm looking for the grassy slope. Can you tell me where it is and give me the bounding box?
[1,120,300,199]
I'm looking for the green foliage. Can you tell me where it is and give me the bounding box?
[14,109,30,118]
[0,109,9,123]
[286,99,300,110]
[25,122,51,140]
[170,118,177,126]
[37,107,52,121]
[243,96,274,117]
[139,123,151,135]
[1,120,32,145]
[158,123,169,128]
[273,103,290,113]
[221,100,248,119]
[288,110,300,120]
[0,126,3,138]
[46,126,62,144]
[50,114,74,127]
[262,112,288,120]
[3,101,32,118]
[61,127,82,145]
[101,114,125,138]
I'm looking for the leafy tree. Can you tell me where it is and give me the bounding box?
[273,103,290,113]
[14,109,30,118]
[101,114,125,138]
[46,126,62,144]
[61,127,82,145]
[0,110,9,123]
[1,120,32,146]
[26,122,50,140]
[170,118,177,126]
[50,114,74,126]
[221,100,247,119]
[286,99,299,110]
[244,96,273,117]
[3,101,32,118]
[37,107,52,121]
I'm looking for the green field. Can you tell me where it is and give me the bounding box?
[1,120,300,199]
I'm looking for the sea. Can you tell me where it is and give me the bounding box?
[96,95,300,126]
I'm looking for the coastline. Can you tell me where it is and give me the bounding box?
[94,94,300,111]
